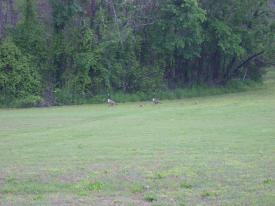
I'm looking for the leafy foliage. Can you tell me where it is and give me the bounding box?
[0,38,41,104]
[0,0,273,106]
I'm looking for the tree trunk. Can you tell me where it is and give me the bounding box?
[225,56,237,81]
[8,0,16,27]
[90,0,97,17]
[0,0,3,39]
[235,51,265,70]
[212,50,221,84]
[228,51,265,78]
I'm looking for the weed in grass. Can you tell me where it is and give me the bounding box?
[78,144,84,149]
[201,191,218,198]
[156,173,165,180]
[76,190,89,197]
[5,176,16,184]
[74,181,104,196]
[130,183,144,193]
[86,182,104,191]
[144,193,157,202]
[1,179,74,195]
[112,200,123,205]
[263,179,273,185]
[33,194,44,201]
[180,182,192,189]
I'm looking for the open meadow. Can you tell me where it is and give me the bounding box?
[0,70,275,206]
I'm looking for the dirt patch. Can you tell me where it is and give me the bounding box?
[58,172,88,184]
[0,171,7,185]
[49,194,151,206]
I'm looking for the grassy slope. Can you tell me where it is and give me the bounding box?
[0,70,275,206]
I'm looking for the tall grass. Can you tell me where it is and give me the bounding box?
[55,79,262,106]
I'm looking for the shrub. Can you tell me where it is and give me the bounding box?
[54,88,75,105]
[14,95,42,108]
[0,38,41,102]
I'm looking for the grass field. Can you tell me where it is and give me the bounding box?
[0,70,275,206]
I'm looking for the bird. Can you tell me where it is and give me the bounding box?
[152,98,160,104]
[107,98,117,106]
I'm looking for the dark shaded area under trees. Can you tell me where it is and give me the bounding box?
[0,0,274,106]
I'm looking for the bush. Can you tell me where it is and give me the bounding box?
[0,38,41,100]
[54,88,75,105]
[14,95,42,108]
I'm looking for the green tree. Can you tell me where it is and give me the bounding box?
[0,38,41,103]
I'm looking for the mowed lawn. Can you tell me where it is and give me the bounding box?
[0,71,275,206]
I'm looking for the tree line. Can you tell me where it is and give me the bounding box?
[0,0,274,106]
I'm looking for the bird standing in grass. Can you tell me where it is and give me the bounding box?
[152,98,160,104]
[107,98,117,106]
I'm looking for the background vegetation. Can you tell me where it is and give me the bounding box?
[0,0,274,106]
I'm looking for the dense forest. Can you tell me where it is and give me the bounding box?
[0,0,274,106]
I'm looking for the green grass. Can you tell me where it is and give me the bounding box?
[0,69,275,205]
